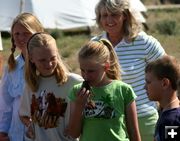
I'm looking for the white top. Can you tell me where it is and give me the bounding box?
[19,73,83,141]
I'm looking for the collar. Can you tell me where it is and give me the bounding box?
[15,54,25,69]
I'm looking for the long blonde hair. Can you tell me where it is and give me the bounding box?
[8,12,44,72]
[95,0,142,41]
[25,32,69,92]
[79,39,121,80]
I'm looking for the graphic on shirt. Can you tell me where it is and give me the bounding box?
[31,90,67,129]
[84,94,115,119]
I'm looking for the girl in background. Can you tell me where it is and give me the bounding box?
[0,13,44,141]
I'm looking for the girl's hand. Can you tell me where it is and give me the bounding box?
[76,88,90,108]
[19,116,31,127]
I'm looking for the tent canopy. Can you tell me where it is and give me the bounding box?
[0,0,99,31]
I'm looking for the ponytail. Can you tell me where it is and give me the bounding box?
[99,39,121,80]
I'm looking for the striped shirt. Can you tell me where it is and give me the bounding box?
[94,31,165,117]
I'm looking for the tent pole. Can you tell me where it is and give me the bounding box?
[20,0,25,13]
[0,32,3,51]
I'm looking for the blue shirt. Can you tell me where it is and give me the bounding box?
[154,107,180,141]
[0,54,25,141]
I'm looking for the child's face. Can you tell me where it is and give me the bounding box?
[12,23,32,51]
[145,72,163,101]
[79,58,107,87]
[30,45,58,77]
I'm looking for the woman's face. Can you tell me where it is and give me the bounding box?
[30,44,58,77]
[100,8,126,37]
[12,23,32,52]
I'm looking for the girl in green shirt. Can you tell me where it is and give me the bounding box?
[66,39,141,141]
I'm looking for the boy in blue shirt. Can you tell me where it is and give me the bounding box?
[145,55,180,141]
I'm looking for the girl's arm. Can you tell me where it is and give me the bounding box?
[65,88,89,138]
[125,101,141,141]
[65,101,83,138]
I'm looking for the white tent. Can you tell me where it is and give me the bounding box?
[0,0,100,50]
[0,0,99,31]
[129,0,147,23]
[0,32,2,51]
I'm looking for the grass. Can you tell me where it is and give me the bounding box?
[146,8,180,61]
[1,7,180,76]
[57,34,90,73]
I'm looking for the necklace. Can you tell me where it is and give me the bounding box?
[163,97,179,111]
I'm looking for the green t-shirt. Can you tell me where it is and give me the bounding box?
[69,80,136,141]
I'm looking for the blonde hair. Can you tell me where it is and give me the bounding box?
[25,32,69,92]
[78,39,121,80]
[95,0,142,41]
[8,12,44,72]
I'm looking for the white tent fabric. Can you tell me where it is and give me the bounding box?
[0,0,99,31]
[31,0,99,30]
[130,0,147,12]
[129,0,147,23]
[0,0,32,31]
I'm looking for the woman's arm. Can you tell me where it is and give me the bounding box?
[125,101,141,141]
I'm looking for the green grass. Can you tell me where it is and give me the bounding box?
[146,9,180,61]
[57,34,90,73]
[1,8,180,76]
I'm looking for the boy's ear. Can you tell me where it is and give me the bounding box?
[161,78,170,88]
